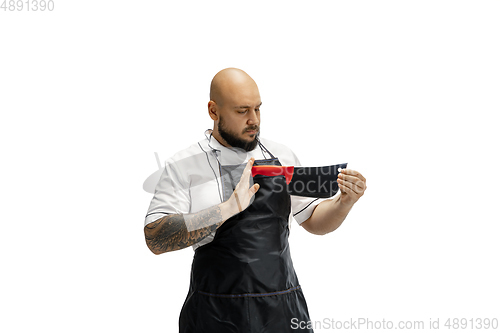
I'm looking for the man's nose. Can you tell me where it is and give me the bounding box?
[247,110,259,125]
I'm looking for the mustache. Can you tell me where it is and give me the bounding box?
[243,126,259,133]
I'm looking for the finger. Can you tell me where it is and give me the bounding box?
[338,174,366,191]
[338,183,357,197]
[244,157,255,173]
[341,169,366,182]
[338,177,363,194]
[250,183,260,194]
[340,169,364,180]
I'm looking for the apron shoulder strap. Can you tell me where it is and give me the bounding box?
[257,139,276,159]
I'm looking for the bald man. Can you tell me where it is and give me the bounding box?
[144,68,367,332]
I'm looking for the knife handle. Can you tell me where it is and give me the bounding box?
[251,165,295,185]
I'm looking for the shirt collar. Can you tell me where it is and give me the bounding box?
[204,129,225,151]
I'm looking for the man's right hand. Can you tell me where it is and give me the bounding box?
[227,157,260,214]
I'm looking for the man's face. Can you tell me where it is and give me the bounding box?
[216,86,261,151]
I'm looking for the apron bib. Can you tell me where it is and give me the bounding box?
[179,157,313,333]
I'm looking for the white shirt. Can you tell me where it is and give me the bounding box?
[145,130,326,250]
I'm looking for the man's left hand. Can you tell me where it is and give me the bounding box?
[337,169,367,206]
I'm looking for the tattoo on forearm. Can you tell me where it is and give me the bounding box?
[144,206,224,253]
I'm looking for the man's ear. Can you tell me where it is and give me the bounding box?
[208,100,218,121]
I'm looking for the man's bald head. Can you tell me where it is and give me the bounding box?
[210,68,259,107]
[208,68,262,151]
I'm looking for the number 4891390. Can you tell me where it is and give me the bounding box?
[1,0,55,11]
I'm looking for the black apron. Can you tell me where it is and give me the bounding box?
[179,157,314,333]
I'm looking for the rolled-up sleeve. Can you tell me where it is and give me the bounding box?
[144,159,190,226]
[291,196,327,225]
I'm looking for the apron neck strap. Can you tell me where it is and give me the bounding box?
[258,139,276,160]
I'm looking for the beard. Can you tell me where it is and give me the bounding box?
[218,116,260,152]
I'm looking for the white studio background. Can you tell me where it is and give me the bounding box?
[1,1,499,332]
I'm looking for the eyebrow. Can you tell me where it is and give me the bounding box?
[234,102,262,109]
